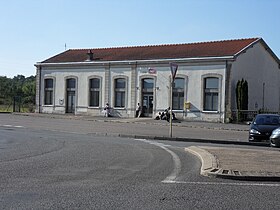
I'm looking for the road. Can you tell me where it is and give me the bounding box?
[0,114,280,209]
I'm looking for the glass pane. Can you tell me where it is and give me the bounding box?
[90,78,100,89]
[204,93,212,111]
[44,90,53,105]
[115,78,126,88]
[174,78,184,89]
[173,92,184,110]
[121,92,125,107]
[212,93,218,111]
[205,77,218,89]
[142,78,154,89]
[90,91,99,106]
[45,79,53,88]
[67,78,76,88]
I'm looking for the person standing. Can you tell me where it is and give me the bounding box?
[135,103,141,118]
[104,103,110,117]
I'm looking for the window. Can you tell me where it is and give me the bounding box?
[204,77,219,111]
[44,78,53,105]
[142,78,154,89]
[172,78,185,110]
[114,78,126,107]
[89,78,100,107]
[67,78,76,89]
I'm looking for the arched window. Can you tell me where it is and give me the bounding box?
[203,77,219,111]
[114,78,126,108]
[89,78,100,107]
[172,78,185,110]
[44,78,53,105]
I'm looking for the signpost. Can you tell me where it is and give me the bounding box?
[169,63,178,138]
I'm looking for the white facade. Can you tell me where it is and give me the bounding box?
[35,38,280,123]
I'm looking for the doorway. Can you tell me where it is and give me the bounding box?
[66,91,75,113]
[66,78,76,113]
[142,94,153,117]
[141,78,154,117]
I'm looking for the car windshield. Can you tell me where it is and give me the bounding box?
[255,115,280,125]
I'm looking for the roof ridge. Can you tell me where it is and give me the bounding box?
[68,38,260,51]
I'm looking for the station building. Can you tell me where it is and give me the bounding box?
[35,38,280,122]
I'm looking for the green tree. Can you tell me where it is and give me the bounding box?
[22,78,36,104]
[236,78,249,121]
[0,76,13,105]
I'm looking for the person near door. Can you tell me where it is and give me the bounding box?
[136,103,142,118]
[104,103,111,117]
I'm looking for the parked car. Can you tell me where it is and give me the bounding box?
[249,114,280,142]
[270,127,280,147]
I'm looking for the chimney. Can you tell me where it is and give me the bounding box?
[86,50,94,61]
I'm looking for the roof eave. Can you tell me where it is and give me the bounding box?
[35,56,235,67]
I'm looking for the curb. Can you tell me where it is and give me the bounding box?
[118,134,269,147]
[185,146,280,181]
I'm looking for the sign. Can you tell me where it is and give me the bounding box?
[148,68,157,74]
[170,62,178,80]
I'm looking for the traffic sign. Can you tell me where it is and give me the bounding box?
[170,62,178,80]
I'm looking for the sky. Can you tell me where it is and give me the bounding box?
[0,0,279,78]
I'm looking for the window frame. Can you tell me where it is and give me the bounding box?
[114,77,127,108]
[202,76,221,112]
[172,77,185,110]
[44,78,54,105]
[89,77,101,107]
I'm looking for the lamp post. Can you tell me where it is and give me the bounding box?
[169,63,178,138]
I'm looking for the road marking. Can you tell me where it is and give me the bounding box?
[163,181,280,187]
[134,139,181,183]
[1,125,24,128]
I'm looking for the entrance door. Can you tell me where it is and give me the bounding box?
[142,94,153,117]
[66,91,75,113]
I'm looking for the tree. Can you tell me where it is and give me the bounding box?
[0,75,36,112]
[236,78,249,121]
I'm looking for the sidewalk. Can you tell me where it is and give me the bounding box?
[11,113,280,181]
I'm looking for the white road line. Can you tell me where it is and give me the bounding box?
[134,139,280,187]
[134,139,181,183]
[1,125,24,128]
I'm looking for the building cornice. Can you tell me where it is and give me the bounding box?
[35,56,235,68]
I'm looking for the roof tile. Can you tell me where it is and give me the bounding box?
[42,38,259,63]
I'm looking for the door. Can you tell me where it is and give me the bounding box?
[142,94,153,117]
[66,91,75,113]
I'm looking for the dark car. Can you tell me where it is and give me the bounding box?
[249,114,280,142]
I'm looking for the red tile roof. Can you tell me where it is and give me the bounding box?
[42,38,260,63]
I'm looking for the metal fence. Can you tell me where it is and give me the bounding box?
[0,96,35,113]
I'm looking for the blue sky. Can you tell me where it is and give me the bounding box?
[0,0,279,78]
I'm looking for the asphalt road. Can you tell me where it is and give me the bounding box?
[0,114,248,141]
[1,114,280,209]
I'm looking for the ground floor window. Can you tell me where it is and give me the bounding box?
[172,78,185,110]
[203,77,219,111]
[44,78,53,105]
[89,78,100,107]
[114,78,126,107]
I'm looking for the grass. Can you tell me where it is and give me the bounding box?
[0,104,35,113]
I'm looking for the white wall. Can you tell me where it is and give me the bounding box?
[231,42,280,111]
[39,62,227,122]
